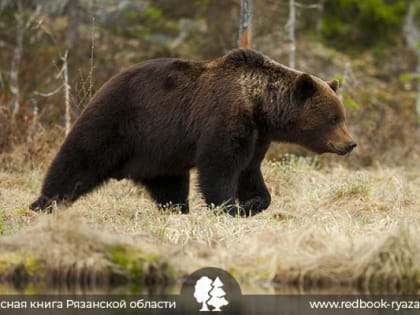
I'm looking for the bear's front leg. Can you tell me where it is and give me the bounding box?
[237,166,271,216]
[197,162,241,215]
[196,119,259,216]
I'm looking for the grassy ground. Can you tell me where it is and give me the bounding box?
[0,155,419,294]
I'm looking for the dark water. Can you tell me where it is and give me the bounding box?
[0,281,373,295]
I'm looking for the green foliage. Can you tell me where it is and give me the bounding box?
[399,72,420,82]
[343,96,360,110]
[321,0,409,50]
[414,2,420,28]
[107,4,176,42]
[141,7,163,23]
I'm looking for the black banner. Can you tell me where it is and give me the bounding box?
[0,295,419,315]
[1,268,418,314]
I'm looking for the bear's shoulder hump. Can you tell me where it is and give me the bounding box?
[224,49,265,68]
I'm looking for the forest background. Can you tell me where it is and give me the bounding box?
[0,0,419,167]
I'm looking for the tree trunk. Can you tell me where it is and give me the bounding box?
[66,0,80,49]
[288,0,296,68]
[403,3,420,126]
[416,52,420,127]
[238,0,253,48]
[10,3,24,124]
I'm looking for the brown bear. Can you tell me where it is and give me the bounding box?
[30,49,356,216]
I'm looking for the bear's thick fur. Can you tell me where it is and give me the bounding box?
[30,49,356,215]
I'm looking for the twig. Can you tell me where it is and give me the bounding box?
[170,18,190,50]
[34,85,63,97]
[294,2,322,9]
[26,98,39,153]
[338,62,351,102]
[61,50,71,136]
[88,15,95,100]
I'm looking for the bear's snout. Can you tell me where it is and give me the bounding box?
[325,122,356,155]
[328,140,357,155]
[346,140,357,153]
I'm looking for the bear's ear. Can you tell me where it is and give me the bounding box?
[294,73,316,104]
[327,79,339,93]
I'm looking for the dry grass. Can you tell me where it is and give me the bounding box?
[0,156,419,294]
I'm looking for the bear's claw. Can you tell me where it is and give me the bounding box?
[29,196,54,213]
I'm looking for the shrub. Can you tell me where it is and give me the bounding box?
[321,0,409,50]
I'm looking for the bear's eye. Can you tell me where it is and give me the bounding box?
[331,115,339,125]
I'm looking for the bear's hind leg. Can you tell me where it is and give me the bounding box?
[141,173,190,214]
[30,147,111,212]
[31,169,107,212]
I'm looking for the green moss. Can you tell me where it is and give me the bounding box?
[0,253,46,279]
[106,245,172,285]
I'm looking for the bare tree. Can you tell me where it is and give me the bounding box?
[287,0,296,68]
[26,98,38,156]
[238,0,253,48]
[9,2,24,124]
[34,50,72,136]
[338,62,353,103]
[286,1,322,68]
[404,3,420,126]
[65,0,80,48]
[9,1,41,124]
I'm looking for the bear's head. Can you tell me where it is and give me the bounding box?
[289,73,356,155]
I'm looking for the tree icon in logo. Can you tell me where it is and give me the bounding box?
[208,277,229,311]
[194,276,229,311]
[194,276,213,311]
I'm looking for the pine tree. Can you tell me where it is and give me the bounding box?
[207,277,229,311]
